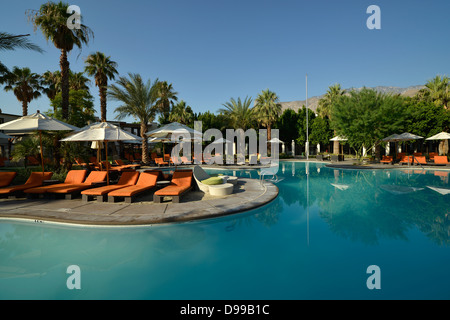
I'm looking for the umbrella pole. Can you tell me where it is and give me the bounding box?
[39,130,44,175]
[105,140,109,185]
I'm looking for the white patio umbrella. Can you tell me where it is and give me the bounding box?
[0,111,79,173]
[426,132,450,155]
[147,122,202,160]
[330,136,348,154]
[146,122,202,139]
[61,122,142,185]
[426,132,450,141]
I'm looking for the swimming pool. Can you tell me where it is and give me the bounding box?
[0,161,449,300]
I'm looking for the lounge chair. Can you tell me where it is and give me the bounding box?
[0,172,17,188]
[399,156,413,165]
[153,170,193,203]
[413,156,427,166]
[25,170,88,197]
[81,171,140,202]
[107,171,161,203]
[380,155,393,164]
[434,156,449,166]
[0,172,53,198]
[155,157,168,166]
[429,152,438,161]
[114,159,140,170]
[44,171,108,199]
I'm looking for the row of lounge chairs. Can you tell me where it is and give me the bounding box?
[381,155,449,166]
[0,169,193,204]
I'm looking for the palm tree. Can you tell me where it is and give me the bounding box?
[425,75,450,109]
[84,52,118,122]
[169,100,194,125]
[28,1,93,120]
[69,71,91,91]
[317,84,346,120]
[108,73,159,164]
[317,84,346,154]
[42,70,59,103]
[0,67,44,116]
[0,32,43,75]
[218,96,254,130]
[155,81,178,123]
[254,89,282,141]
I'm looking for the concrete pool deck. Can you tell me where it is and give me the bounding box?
[0,178,278,226]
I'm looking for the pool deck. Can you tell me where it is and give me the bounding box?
[0,178,278,227]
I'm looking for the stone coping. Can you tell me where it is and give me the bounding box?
[0,178,278,227]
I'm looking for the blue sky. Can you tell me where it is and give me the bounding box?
[1,0,450,122]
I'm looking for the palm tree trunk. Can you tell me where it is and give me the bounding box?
[140,122,149,164]
[99,85,107,122]
[267,123,272,154]
[22,100,28,116]
[60,48,70,120]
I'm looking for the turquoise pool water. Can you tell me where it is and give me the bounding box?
[0,161,449,300]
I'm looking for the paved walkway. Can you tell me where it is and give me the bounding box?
[0,178,278,227]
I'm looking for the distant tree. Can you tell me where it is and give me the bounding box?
[317,84,346,153]
[317,83,346,120]
[331,88,407,161]
[84,51,118,121]
[275,109,299,147]
[254,89,282,141]
[108,73,159,164]
[0,66,44,115]
[296,106,316,147]
[169,100,194,126]
[218,96,255,130]
[49,89,96,128]
[155,81,178,124]
[310,116,333,148]
[424,75,450,110]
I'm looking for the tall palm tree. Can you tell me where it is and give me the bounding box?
[84,52,118,122]
[155,81,178,123]
[169,100,194,125]
[318,84,346,154]
[425,75,450,109]
[218,96,254,130]
[28,1,93,120]
[108,73,159,164]
[0,32,43,75]
[0,67,44,116]
[254,89,282,141]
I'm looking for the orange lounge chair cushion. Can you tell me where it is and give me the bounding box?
[25,170,88,194]
[108,172,159,197]
[414,156,427,164]
[0,172,53,194]
[0,172,17,188]
[154,185,190,196]
[46,171,107,194]
[108,185,154,197]
[171,171,193,187]
[81,172,140,196]
[434,156,449,164]
[154,170,192,196]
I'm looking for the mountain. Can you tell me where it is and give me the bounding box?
[280,85,425,113]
